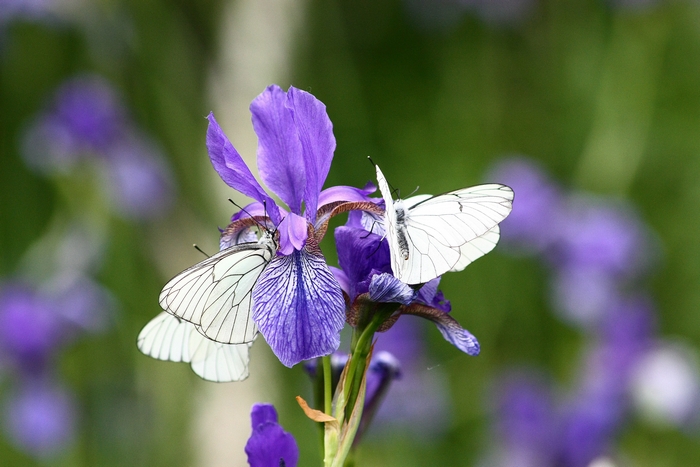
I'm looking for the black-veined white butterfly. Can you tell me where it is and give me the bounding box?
[375,164,514,285]
[137,311,252,382]
[158,231,276,344]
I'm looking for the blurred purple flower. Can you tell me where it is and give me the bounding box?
[550,266,618,327]
[48,275,114,334]
[0,283,62,372]
[245,403,298,467]
[489,373,558,467]
[552,197,650,279]
[3,381,76,457]
[487,157,564,253]
[51,75,126,151]
[0,0,57,24]
[102,138,175,220]
[21,75,127,172]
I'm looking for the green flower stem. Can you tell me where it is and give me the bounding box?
[344,303,398,420]
[323,354,333,415]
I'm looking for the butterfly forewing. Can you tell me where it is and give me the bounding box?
[159,240,275,344]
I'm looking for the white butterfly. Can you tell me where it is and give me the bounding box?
[158,232,276,344]
[376,164,513,285]
[137,311,252,382]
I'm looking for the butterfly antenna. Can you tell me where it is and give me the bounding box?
[193,244,210,258]
[367,155,376,167]
[228,198,266,231]
[407,185,420,197]
[263,200,277,237]
[360,220,378,239]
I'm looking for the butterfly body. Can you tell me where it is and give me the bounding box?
[376,164,513,285]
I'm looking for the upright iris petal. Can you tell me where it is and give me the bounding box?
[286,86,336,223]
[250,86,306,215]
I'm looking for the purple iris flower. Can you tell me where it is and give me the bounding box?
[206,85,376,367]
[245,403,299,467]
[333,218,480,356]
[3,380,76,457]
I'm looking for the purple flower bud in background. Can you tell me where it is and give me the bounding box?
[3,381,76,457]
[357,351,401,443]
[487,157,564,253]
[0,283,62,372]
[0,0,56,25]
[101,137,175,220]
[245,403,298,467]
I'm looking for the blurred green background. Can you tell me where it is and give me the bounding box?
[2,0,700,466]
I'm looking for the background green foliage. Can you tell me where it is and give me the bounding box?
[1,0,700,465]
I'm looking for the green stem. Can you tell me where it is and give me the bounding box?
[344,303,397,420]
[322,354,333,415]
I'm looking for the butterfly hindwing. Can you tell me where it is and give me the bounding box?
[137,312,251,382]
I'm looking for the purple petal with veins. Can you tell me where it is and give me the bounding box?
[251,85,306,215]
[286,86,336,223]
[369,273,416,305]
[252,247,345,367]
[403,305,480,356]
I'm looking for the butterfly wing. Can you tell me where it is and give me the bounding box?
[397,184,512,284]
[189,329,251,383]
[137,311,192,362]
[375,163,402,265]
[158,241,275,344]
[137,312,251,382]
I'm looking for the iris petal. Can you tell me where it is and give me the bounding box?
[369,273,417,305]
[403,305,480,356]
[206,113,280,226]
[286,86,336,224]
[252,247,345,367]
[277,213,309,255]
[246,404,298,467]
[251,85,306,214]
